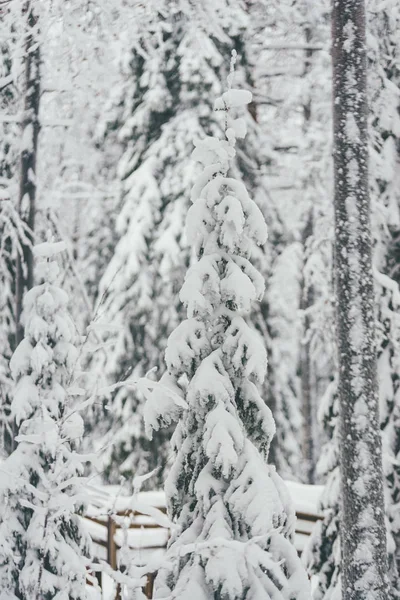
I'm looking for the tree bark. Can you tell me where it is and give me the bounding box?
[332,1,389,598]
[300,26,316,484]
[301,211,315,484]
[16,1,40,346]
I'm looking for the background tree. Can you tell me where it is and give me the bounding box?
[94,0,305,487]
[332,1,389,598]
[306,2,400,596]
[304,380,341,599]
[145,61,310,600]
[0,1,26,453]
[16,0,40,346]
[369,0,400,582]
[0,240,91,600]
[247,0,333,480]
[263,241,304,477]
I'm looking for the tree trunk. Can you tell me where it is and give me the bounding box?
[300,26,316,484]
[301,211,315,484]
[16,1,40,346]
[332,1,389,598]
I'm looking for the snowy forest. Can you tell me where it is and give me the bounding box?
[0,0,399,599]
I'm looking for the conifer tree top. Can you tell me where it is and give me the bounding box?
[146,52,310,600]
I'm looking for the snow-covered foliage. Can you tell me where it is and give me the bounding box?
[145,59,310,600]
[0,40,18,193]
[2,0,305,488]
[304,379,341,600]
[246,0,334,482]
[94,1,297,488]
[0,241,91,600]
[264,242,304,477]
[0,196,22,455]
[0,198,18,454]
[96,5,225,484]
[295,3,334,485]
[1,1,399,597]
[0,8,23,455]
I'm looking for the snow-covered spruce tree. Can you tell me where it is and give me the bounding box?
[0,240,91,600]
[96,1,288,487]
[145,60,310,600]
[96,4,231,485]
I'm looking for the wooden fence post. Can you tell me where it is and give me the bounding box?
[144,573,155,599]
[107,516,122,600]
[107,516,117,569]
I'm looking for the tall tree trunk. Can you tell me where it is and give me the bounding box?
[332,1,389,598]
[301,212,315,483]
[300,26,316,484]
[16,1,40,346]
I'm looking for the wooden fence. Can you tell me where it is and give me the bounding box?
[86,499,169,599]
[85,499,322,599]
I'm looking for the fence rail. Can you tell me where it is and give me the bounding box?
[85,500,322,599]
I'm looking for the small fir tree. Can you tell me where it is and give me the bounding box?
[96,5,231,485]
[95,1,307,487]
[145,55,310,600]
[0,240,91,600]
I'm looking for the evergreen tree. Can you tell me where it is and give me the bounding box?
[145,60,310,600]
[247,0,333,480]
[96,1,292,487]
[0,42,18,186]
[0,241,91,600]
[16,0,40,346]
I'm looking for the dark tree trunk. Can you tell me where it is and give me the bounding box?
[16,1,40,346]
[300,26,316,484]
[301,212,315,484]
[332,1,389,598]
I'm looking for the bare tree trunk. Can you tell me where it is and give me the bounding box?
[16,1,40,346]
[300,26,316,484]
[301,212,315,483]
[332,1,389,598]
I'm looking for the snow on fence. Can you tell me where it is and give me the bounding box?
[84,481,323,599]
